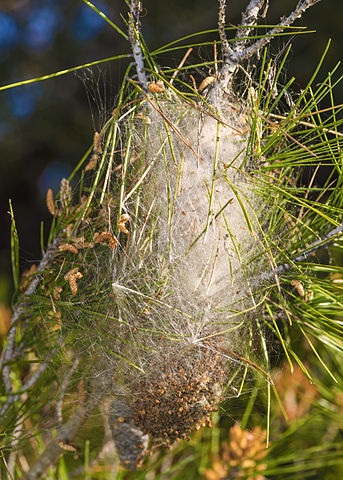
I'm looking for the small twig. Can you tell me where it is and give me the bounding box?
[234,0,266,51]
[128,1,147,90]
[217,0,322,89]
[229,98,319,158]
[216,346,274,384]
[0,238,60,396]
[232,0,322,65]
[133,81,206,165]
[24,376,110,480]
[189,74,197,92]
[218,0,232,59]
[259,111,318,158]
[261,221,343,283]
[268,112,343,137]
[0,344,60,418]
[0,450,14,480]
[1,449,14,480]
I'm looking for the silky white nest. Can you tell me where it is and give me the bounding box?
[136,93,267,340]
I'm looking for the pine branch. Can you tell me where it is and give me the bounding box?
[128,0,148,89]
[23,376,110,480]
[217,0,322,90]
[0,237,60,397]
[218,0,232,59]
[0,344,60,418]
[233,0,322,64]
[234,0,266,51]
[261,221,343,283]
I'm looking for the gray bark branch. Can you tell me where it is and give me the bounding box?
[234,0,266,51]
[232,0,322,64]
[218,0,232,58]
[128,1,148,89]
[1,237,60,396]
[0,346,59,418]
[260,221,343,283]
[24,377,109,480]
[217,0,322,90]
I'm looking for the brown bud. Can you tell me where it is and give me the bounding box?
[198,75,216,92]
[117,214,130,234]
[148,80,164,93]
[94,231,119,249]
[60,178,72,212]
[59,243,79,254]
[93,131,103,155]
[46,188,55,215]
[64,268,83,295]
[85,154,98,172]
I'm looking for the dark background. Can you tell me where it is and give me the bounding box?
[0,0,342,304]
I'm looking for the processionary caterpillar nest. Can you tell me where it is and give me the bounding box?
[8,2,334,477]
[106,87,270,454]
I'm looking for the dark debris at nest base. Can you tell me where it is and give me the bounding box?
[129,348,226,444]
